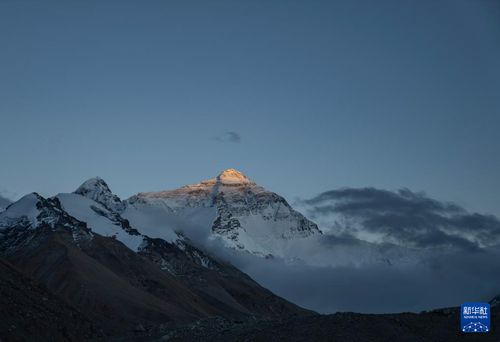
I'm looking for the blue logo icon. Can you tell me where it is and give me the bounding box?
[461,302,490,333]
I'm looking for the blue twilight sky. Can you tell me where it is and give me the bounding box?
[0,0,499,216]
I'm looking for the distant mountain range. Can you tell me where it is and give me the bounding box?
[0,170,314,340]
[1,169,499,340]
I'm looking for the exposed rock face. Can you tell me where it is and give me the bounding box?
[128,169,321,256]
[0,193,93,252]
[74,177,125,212]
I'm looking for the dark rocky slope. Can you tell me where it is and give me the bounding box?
[0,192,311,339]
[160,306,500,341]
[0,257,103,341]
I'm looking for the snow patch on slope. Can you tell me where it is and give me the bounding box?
[0,193,40,229]
[122,201,216,243]
[57,193,144,251]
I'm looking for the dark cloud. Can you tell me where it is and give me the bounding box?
[302,187,500,250]
[211,131,241,143]
[305,188,463,216]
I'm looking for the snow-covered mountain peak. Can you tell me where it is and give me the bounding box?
[216,168,255,185]
[126,170,321,257]
[0,195,12,212]
[0,193,41,227]
[0,192,90,237]
[133,169,258,203]
[74,177,125,212]
[75,177,111,196]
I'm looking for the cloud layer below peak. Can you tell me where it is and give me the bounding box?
[186,187,500,314]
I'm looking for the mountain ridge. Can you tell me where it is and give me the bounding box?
[125,168,321,256]
[0,178,313,338]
